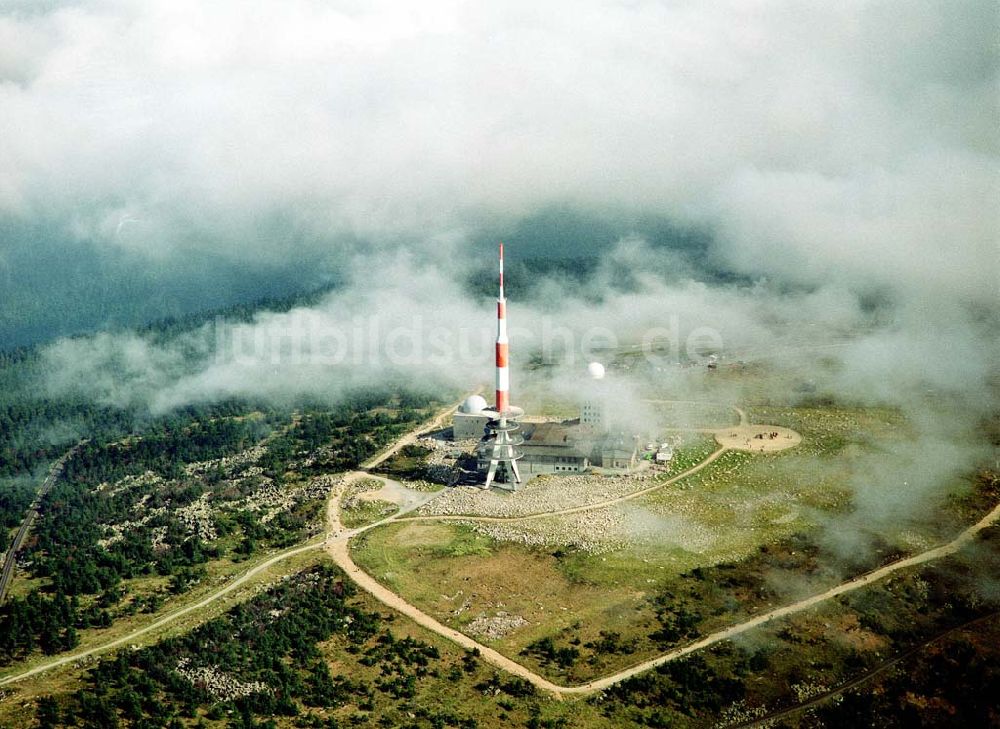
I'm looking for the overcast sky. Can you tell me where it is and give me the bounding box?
[5,1,997,543]
[2,0,996,321]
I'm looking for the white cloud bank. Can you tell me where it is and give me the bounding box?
[12,1,997,547]
[0,1,994,296]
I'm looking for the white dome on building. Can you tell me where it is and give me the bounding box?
[460,394,489,413]
[587,362,606,379]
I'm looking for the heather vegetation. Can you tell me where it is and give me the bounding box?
[0,346,436,667]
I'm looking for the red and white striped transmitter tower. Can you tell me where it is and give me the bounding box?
[484,242,523,490]
[495,241,511,414]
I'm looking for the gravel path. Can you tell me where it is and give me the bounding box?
[558,499,1000,694]
[416,471,662,519]
[361,395,476,470]
[401,446,728,524]
[355,475,434,513]
[6,394,997,702]
[330,468,1000,696]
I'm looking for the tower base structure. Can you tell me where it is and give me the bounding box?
[483,411,524,491]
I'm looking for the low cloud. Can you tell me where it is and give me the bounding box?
[6,1,996,552]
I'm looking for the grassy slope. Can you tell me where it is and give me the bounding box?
[350,403,955,686]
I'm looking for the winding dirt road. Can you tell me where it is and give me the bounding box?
[326,470,571,693]
[329,493,1000,696]
[361,394,477,470]
[0,396,468,688]
[325,394,998,695]
[5,394,997,701]
[0,538,322,687]
[558,498,1000,694]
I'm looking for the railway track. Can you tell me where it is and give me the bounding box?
[0,443,83,604]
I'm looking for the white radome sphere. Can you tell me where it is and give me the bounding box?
[461,394,488,413]
[587,362,606,379]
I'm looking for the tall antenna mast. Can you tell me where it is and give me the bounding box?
[495,242,509,416]
[484,242,522,489]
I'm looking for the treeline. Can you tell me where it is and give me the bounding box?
[2,395,434,667]
[27,414,269,595]
[27,475,220,594]
[133,283,337,344]
[0,590,80,659]
[0,529,217,666]
[0,476,37,530]
[62,415,272,485]
[595,652,746,726]
[810,627,1000,727]
[0,393,280,481]
[0,398,134,478]
[34,564,480,729]
[0,415,263,666]
[264,402,429,478]
[591,529,1000,727]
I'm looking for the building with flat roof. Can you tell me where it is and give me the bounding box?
[477,422,589,475]
[473,419,636,479]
